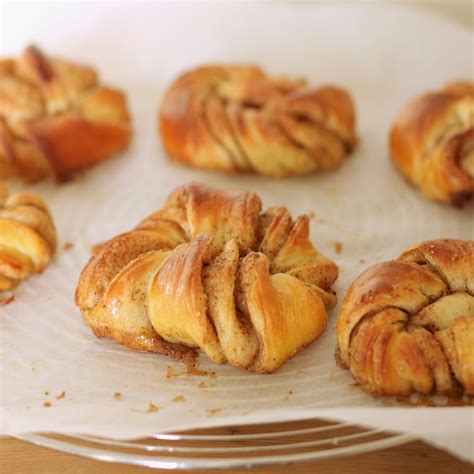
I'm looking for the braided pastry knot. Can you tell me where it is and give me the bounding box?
[390,82,474,206]
[337,239,474,397]
[0,183,57,291]
[159,66,356,177]
[0,45,131,183]
[76,184,339,373]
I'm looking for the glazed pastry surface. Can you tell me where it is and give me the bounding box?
[0,183,57,291]
[337,239,474,397]
[160,65,356,177]
[390,82,474,206]
[76,183,339,372]
[0,45,131,182]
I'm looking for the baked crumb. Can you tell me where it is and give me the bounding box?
[206,408,222,417]
[186,366,206,376]
[0,294,14,306]
[308,211,316,219]
[147,402,159,413]
[63,241,74,251]
[283,389,293,401]
[44,391,49,396]
[42,402,52,408]
[173,395,186,403]
[55,391,66,400]
[198,381,217,389]
[186,365,214,377]
[130,402,160,414]
[358,258,366,264]
[166,366,177,378]
[166,364,216,378]
[114,392,122,400]
[333,242,343,254]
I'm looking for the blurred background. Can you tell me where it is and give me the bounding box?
[417,0,472,28]
[290,0,472,29]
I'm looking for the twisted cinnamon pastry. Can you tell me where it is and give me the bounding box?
[76,183,339,372]
[390,82,474,206]
[0,45,131,183]
[159,66,356,177]
[337,239,474,397]
[0,183,57,291]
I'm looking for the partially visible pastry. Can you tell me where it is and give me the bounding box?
[0,183,57,290]
[390,82,474,206]
[76,183,339,372]
[159,65,356,177]
[0,45,132,182]
[336,239,474,397]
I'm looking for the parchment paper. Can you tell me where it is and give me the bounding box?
[1,2,473,462]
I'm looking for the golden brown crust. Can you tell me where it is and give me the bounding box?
[336,239,474,397]
[76,183,339,372]
[0,45,131,182]
[159,65,356,177]
[390,82,474,206]
[0,182,56,291]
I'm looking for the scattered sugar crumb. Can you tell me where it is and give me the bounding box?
[197,381,217,388]
[329,241,343,254]
[55,391,66,400]
[63,241,74,251]
[167,365,217,379]
[42,402,52,408]
[166,366,178,378]
[147,402,159,413]
[197,381,217,389]
[173,395,186,403]
[186,365,214,377]
[0,294,14,306]
[206,408,222,417]
[187,367,204,376]
[114,392,122,400]
[130,402,160,414]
